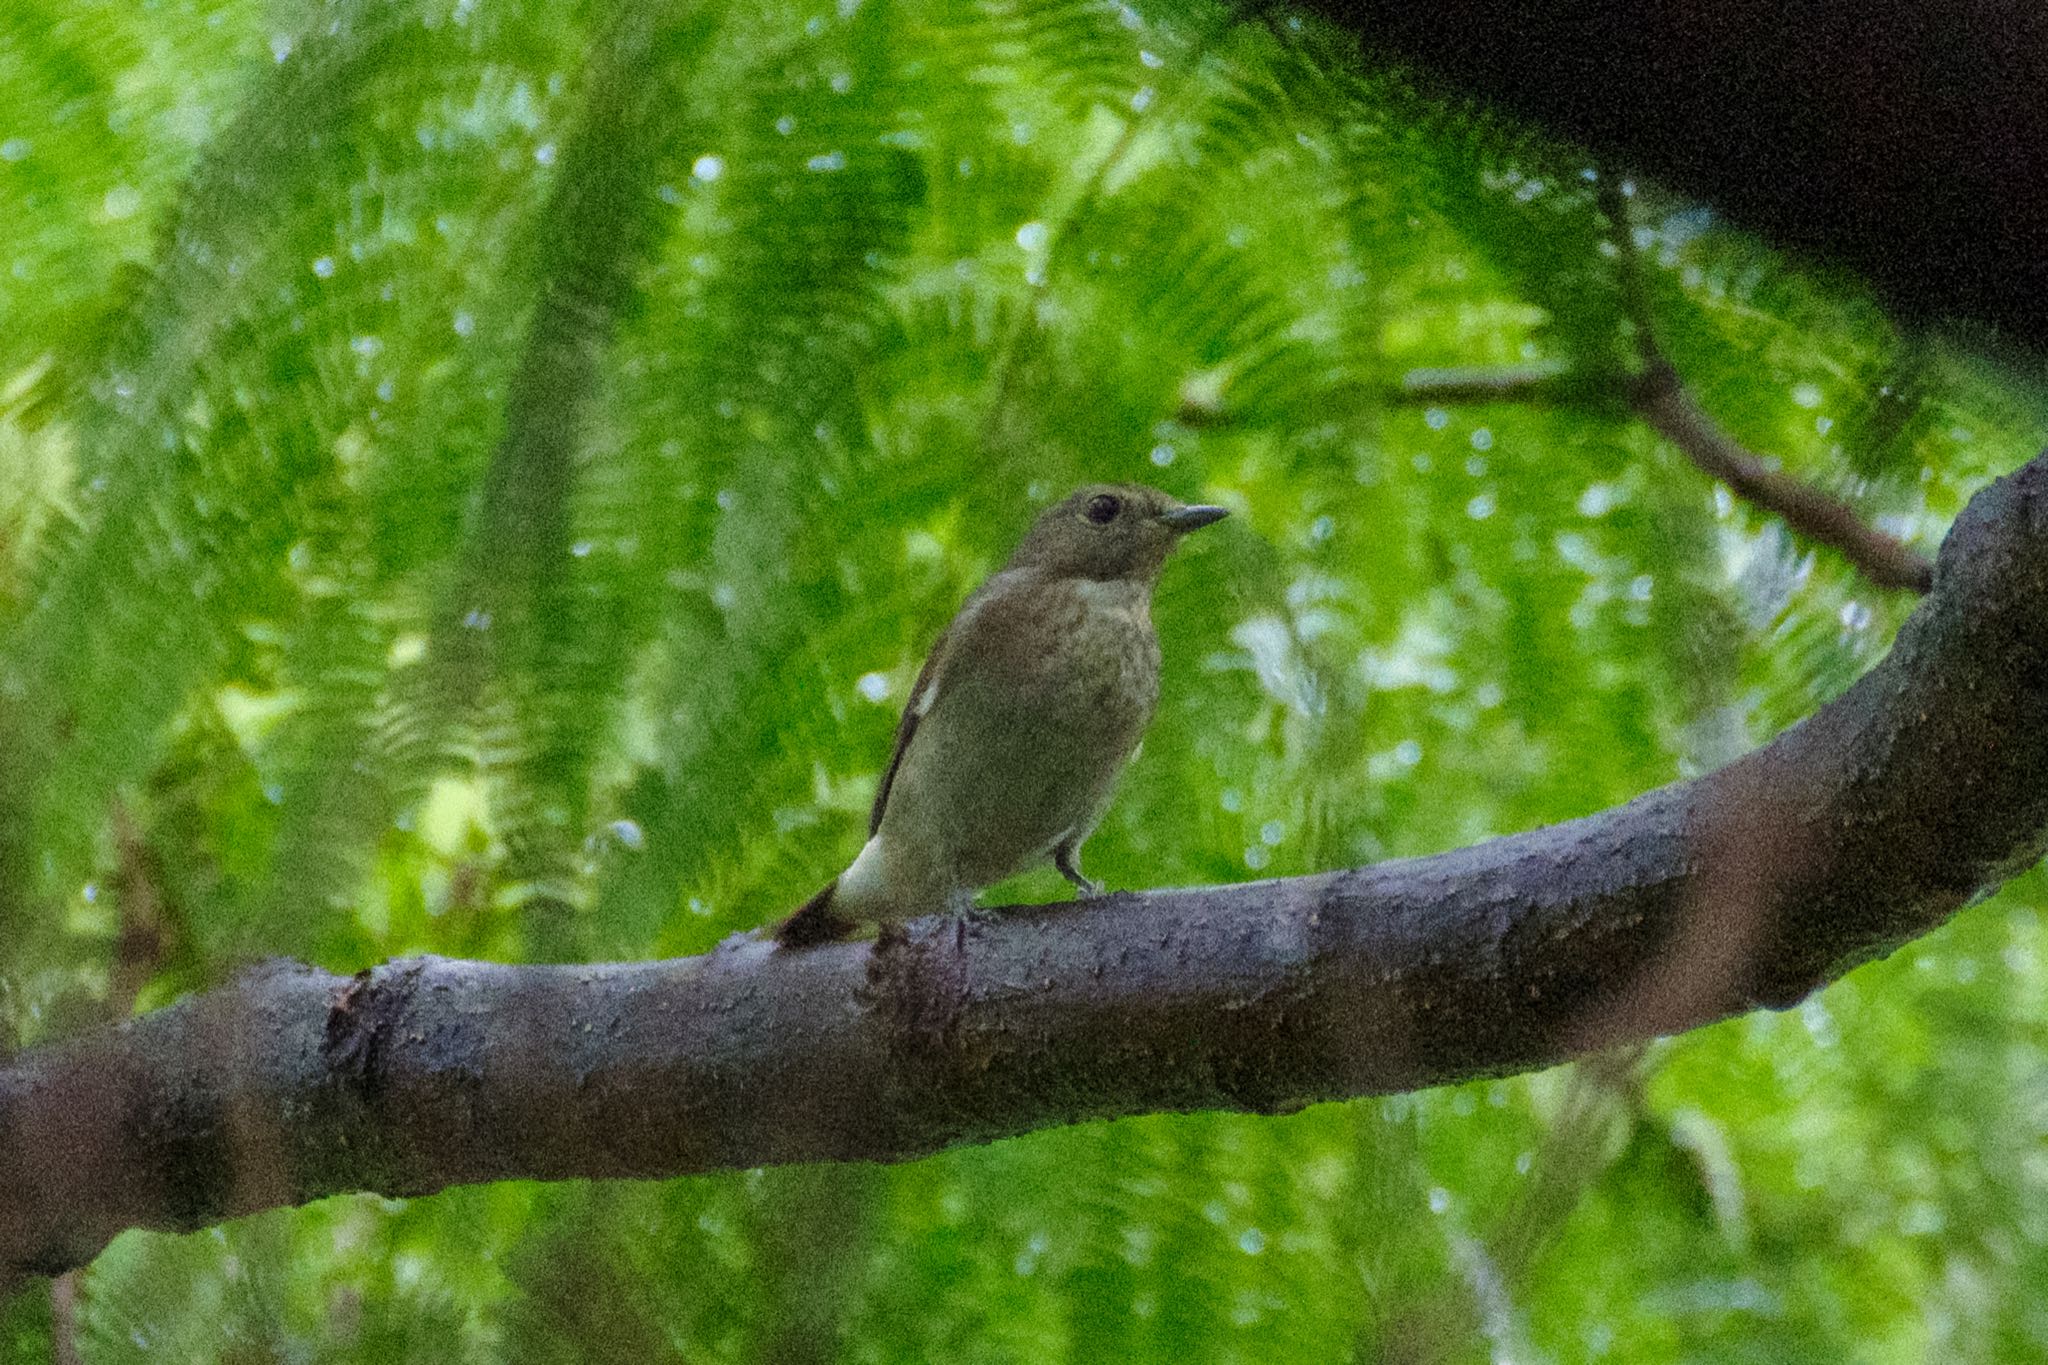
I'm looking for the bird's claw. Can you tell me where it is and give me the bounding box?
[1053,843,1101,898]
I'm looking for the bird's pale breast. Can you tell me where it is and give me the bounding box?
[879,573,1160,895]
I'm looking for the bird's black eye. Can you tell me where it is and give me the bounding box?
[1084,493,1122,524]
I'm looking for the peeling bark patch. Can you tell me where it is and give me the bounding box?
[865,926,973,1062]
[323,969,373,1061]
[322,961,426,1099]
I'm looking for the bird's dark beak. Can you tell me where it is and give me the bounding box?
[1159,504,1230,533]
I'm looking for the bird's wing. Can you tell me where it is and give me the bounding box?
[868,572,1039,835]
[869,615,958,837]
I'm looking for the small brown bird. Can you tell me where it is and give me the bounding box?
[776,483,1229,945]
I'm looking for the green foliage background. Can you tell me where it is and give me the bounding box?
[4,0,2047,1358]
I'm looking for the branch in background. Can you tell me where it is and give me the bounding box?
[1397,363,1569,407]
[1628,360,1934,592]
[1601,178,1936,594]
[1397,190,1937,595]
[107,808,171,1017]
[1397,359,1935,600]
[5,446,2047,1287]
[49,806,175,1357]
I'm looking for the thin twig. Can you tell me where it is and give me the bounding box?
[109,807,170,1016]
[1398,187,1937,595]
[1629,359,1934,592]
[1599,178,1935,593]
[1398,363,1570,406]
[1396,351,1935,592]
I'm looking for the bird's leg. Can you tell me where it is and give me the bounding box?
[947,887,990,952]
[1053,837,1103,898]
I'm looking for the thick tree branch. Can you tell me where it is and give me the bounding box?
[8,449,2048,1285]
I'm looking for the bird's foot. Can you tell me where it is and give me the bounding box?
[947,900,1014,952]
[1053,844,1102,898]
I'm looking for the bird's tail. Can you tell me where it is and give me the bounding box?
[775,878,859,947]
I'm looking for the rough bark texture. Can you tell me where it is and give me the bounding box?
[4,450,2048,1285]
[1288,0,2048,353]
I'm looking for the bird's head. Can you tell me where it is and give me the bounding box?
[1006,483,1230,583]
